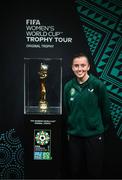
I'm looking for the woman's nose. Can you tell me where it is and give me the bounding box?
[78,65,82,70]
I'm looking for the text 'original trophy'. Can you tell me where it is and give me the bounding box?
[38,63,48,112]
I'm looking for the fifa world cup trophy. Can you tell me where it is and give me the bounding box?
[38,63,48,111]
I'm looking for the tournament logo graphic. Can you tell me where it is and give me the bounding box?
[35,130,50,145]
[34,129,52,160]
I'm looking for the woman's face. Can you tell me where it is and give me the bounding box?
[72,56,90,80]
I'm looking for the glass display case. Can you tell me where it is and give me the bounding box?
[24,58,62,115]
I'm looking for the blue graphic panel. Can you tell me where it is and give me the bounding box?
[0,129,24,179]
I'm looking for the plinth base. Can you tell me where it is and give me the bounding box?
[25,106,61,115]
[39,101,48,112]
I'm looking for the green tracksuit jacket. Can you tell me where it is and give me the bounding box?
[64,74,110,137]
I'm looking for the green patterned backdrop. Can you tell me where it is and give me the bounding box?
[75,0,122,139]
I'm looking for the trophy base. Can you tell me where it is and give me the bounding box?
[39,101,48,112]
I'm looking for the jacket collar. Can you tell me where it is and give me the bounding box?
[72,74,92,91]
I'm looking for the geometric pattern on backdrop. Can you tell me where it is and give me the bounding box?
[75,0,122,139]
[0,129,24,179]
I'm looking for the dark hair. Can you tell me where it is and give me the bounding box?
[72,52,90,64]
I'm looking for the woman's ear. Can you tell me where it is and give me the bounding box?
[88,64,90,71]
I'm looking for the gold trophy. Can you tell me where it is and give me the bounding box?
[38,63,48,111]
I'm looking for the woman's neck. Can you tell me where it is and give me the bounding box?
[77,74,89,84]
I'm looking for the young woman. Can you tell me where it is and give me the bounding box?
[64,53,111,178]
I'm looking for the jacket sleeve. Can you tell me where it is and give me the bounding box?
[98,82,111,131]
